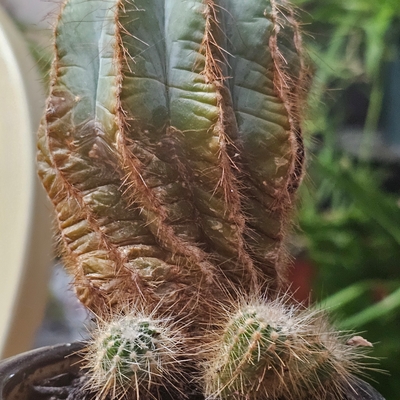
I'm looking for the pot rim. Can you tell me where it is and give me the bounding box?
[0,342,84,400]
[0,342,386,400]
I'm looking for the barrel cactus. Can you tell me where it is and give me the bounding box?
[204,297,373,400]
[37,0,381,399]
[84,308,187,399]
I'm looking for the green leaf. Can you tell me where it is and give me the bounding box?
[317,160,400,247]
[339,286,400,329]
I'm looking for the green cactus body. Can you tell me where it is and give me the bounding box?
[204,300,367,400]
[38,0,306,313]
[84,311,186,399]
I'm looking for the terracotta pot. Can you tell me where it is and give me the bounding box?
[0,342,84,400]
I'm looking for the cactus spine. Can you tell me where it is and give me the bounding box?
[36,0,378,399]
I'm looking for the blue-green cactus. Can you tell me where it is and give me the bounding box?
[37,0,306,313]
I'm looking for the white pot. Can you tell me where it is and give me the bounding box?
[0,4,53,359]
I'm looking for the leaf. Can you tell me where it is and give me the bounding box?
[339,286,400,329]
[317,160,400,247]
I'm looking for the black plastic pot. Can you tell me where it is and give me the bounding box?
[0,342,198,400]
[0,342,386,400]
[0,342,84,400]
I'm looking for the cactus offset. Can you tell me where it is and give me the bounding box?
[84,310,187,400]
[204,298,370,400]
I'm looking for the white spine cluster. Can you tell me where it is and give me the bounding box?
[83,310,187,400]
[204,297,371,400]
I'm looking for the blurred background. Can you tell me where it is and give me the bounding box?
[0,0,399,398]
[290,1,400,397]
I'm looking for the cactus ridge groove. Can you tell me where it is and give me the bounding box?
[198,0,258,286]
[38,118,142,310]
[269,0,307,193]
[115,0,228,291]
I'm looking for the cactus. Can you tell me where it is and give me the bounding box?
[36,0,381,399]
[37,0,306,314]
[84,309,186,399]
[204,298,369,400]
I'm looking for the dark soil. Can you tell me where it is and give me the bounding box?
[30,370,205,400]
[31,372,89,400]
[30,372,386,400]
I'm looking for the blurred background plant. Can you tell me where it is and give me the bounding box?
[291,0,400,398]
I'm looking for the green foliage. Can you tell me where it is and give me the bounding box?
[292,0,400,397]
[300,161,400,399]
[295,0,400,156]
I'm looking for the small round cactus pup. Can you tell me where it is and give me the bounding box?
[204,297,373,400]
[83,309,189,400]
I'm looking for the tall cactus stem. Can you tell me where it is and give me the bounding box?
[38,0,309,313]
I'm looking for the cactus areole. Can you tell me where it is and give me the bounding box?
[38,0,306,316]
